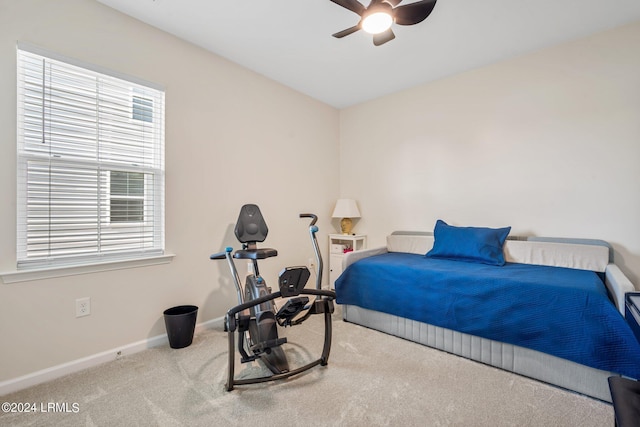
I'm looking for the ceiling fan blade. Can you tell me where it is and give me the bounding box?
[383,0,404,6]
[394,0,437,26]
[332,25,362,38]
[373,28,395,46]
[329,0,366,16]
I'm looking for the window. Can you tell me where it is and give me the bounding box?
[132,95,153,123]
[16,46,165,270]
[110,171,145,223]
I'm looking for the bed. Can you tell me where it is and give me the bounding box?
[335,224,640,402]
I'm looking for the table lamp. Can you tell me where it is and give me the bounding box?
[332,199,361,235]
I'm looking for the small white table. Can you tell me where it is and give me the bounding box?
[328,234,366,289]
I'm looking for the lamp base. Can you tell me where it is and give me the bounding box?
[340,217,353,235]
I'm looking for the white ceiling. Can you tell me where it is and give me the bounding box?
[96,0,640,109]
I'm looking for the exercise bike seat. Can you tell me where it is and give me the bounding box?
[234,248,278,260]
[234,204,278,260]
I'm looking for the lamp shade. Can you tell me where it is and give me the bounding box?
[332,199,361,219]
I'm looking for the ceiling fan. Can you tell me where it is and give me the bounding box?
[329,0,437,46]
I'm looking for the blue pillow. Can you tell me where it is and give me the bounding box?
[426,220,511,266]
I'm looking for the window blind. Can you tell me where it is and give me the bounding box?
[17,47,165,270]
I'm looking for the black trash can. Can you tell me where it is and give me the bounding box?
[163,305,198,349]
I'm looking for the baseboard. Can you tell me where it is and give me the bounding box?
[0,316,225,396]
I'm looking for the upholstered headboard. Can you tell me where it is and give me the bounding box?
[386,231,610,273]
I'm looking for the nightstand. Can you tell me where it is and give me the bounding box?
[329,234,366,289]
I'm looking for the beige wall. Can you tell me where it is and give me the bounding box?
[0,0,339,381]
[339,21,640,285]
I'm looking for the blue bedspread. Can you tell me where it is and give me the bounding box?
[335,252,640,379]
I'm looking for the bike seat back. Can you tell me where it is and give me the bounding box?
[234,204,277,259]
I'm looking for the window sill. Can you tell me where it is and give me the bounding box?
[0,254,175,284]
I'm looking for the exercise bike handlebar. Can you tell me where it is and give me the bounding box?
[299,213,317,226]
[300,213,322,290]
[210,247,244,305]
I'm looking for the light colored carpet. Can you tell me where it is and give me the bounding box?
[1,308,613,426]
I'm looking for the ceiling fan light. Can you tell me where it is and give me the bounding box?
[362,12,393,34]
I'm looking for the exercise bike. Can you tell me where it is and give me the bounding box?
[210,204,336,390]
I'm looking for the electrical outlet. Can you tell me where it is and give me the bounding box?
[76,297,91,318]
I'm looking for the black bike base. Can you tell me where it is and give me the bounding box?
[224,288,335,391]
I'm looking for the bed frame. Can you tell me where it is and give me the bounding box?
[340,231,637,402]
